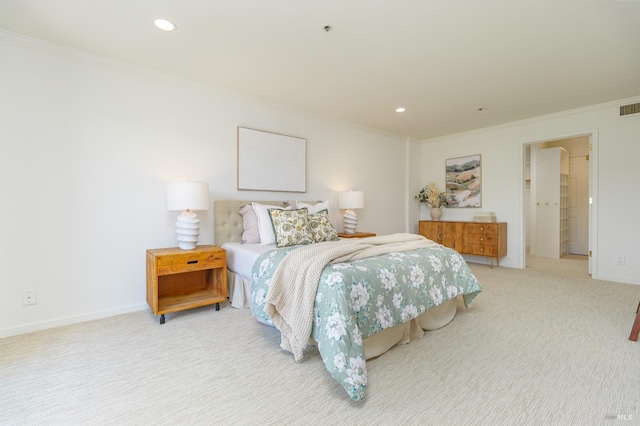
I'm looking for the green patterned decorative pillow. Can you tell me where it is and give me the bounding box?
[268,208,313,248]
[308,210,339,242]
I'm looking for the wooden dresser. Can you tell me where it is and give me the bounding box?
[419,221,507,267]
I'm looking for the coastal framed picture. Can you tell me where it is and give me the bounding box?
[445,154,482,208]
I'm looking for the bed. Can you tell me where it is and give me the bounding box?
[214,200,482,401]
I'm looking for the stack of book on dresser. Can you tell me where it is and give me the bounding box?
[473,212,496,222]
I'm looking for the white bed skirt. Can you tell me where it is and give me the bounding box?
[227,269,458,360]
[228,270,253,309]
[361,298,458,359]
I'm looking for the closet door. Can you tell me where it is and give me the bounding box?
[535,148,561,258]
[568,155,589,255]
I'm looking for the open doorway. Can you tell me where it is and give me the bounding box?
[524,135,591,273]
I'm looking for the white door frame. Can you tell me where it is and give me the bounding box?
[521,130,597,277]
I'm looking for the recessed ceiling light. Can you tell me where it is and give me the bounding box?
[154,19,176,31]
[396,107,406,113]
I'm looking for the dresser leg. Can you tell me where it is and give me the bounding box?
[160,314,165,324]
[215,303,220,311]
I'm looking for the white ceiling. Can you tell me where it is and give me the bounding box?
[1,1,639,140]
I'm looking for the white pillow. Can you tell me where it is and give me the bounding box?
[239,204,260,244]
[252,202,286,245]
[296,200,330,214]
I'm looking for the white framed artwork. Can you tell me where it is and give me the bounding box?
[237,127,306,192]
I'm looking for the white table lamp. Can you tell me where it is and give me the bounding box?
[167,182,210,250]
[339,190,364,234]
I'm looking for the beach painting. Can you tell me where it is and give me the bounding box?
[445,154,481,208]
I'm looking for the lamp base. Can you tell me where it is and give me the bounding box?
[343,209,358,234]
[176,210,200,250]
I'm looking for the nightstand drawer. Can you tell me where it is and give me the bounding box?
[157,250,225,275]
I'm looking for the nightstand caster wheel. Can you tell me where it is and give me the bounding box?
[215,303,220,311]
[160,314,165,324]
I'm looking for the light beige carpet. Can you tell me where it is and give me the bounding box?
[1,255,638,425]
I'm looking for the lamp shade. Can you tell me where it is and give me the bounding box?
[339,191,364,210]
[166,182,210,211]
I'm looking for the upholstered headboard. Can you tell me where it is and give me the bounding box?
[214,200,288,247]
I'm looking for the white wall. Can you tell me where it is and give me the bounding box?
[0,33,408,337]
[407,139,423,234]
[417,97,640,286]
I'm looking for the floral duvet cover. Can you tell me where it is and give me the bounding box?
[251,243,482,401]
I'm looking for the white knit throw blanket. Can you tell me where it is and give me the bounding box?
[263,233,437,361]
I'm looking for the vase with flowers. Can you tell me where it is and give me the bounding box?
[415,182,447,221]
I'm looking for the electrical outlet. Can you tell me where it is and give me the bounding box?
[616,256,626,266]
[22,289,37,305]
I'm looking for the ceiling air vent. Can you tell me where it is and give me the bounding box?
[620,103,640,116]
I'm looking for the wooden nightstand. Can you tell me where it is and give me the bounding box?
[338,232,376,239]
[146,245,227,324]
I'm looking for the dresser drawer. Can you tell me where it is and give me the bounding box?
[466,223,498,235]
[157,250,225,275]
[467,233,499,245]
[466,244,499,256]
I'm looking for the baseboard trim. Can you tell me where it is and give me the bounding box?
[0,303,147,339]
[461,254,518,269]
[591,273,640,286]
